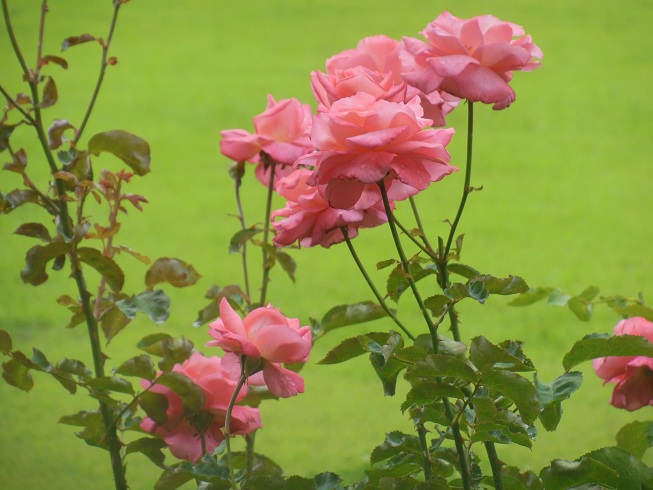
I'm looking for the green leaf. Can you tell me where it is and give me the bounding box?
[117,290,171,324]
[318,332,393,365]
[540,457,617,490]
[0,123,19,152]
[158,337,194,372]
[20,242,70,285]
[137,333,173,356]
[567,297,593,321]
[386,260,436,302]
[126,437,168,469]
[87,376,134,395]
[100,305,131,342]
[145,257,201,289]
[228,227,262,254]
[55,358,92,379]
[369,352,405,396]
[508,287,555,306]
[314,472,343,490]
[468,280,489,303]
[401,381,465,412]
[273,249,296,283]
[154,465,194,490]
[2,358,33,391]
[370,431,422,465]
[116,354,157,381]
[88,129,151,176]
[39,77,58,109]
[156,371,205,411]
[563,333,653,371]
[0,330,12,353]
[469,336,535,373]
[615,304,653,322]
[472,275,529,296]
[59,410,102,427]
[140,390,169,425]
[423,295,452,317]
[481,370,540,425]
[14,222,52,242]
[405,354,477,384]
[320,302,389,335]
[616,421,653,459]
[77,247,125,292]
[447,263,480,280]
[535,372,583,431]
[481,466,544,490]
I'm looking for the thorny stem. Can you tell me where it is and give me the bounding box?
[258,157,276,307]
[341,227,415,341]
[2,2,128,488]
[417,424,433,480]
[392,214,438,261]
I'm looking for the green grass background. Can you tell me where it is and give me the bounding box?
[1,0,652,488]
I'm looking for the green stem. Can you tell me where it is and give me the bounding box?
[378,182,438,352]
[444,102,474,259]
[485,441,504,490]
[258,158,276,307]
[224,362,249,490]
[409,196,436,255]
[233,163,252,309]
[341,227,415,341]
[417,423,433,480]
[73,1,122,145]
[392,214,438,261]
[245,431,256,479]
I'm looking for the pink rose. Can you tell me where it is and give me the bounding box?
[311,35,456,126]
[593,317,653,411]
[271,168,388,248]
[401,11,542,109]
[206,299,312,398]
[219,95,314,184]
[140,352,261,463]
[299,92,456,210]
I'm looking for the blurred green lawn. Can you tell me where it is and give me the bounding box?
[1,0,652,488]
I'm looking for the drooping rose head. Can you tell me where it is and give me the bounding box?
[593,317,653,411]
[206,299,312,397]
[140,352,261,462]
[298,92,456,210]
[401,11,542,109]
[271,168,389,248]
[219,95,314,185]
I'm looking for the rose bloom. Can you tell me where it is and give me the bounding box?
[299,92,456,210]
[311,35,457,126]
[271,168,388,248]
[140,352,261,463]
[207,299,312,398]
[593,317,653,411]
[220,95,314,184]
[401,11,542,109]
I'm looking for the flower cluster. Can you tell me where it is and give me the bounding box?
[220,10,541,248]
[593,317,653,411]
[140,352,261,463]
[140,304,311,462]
